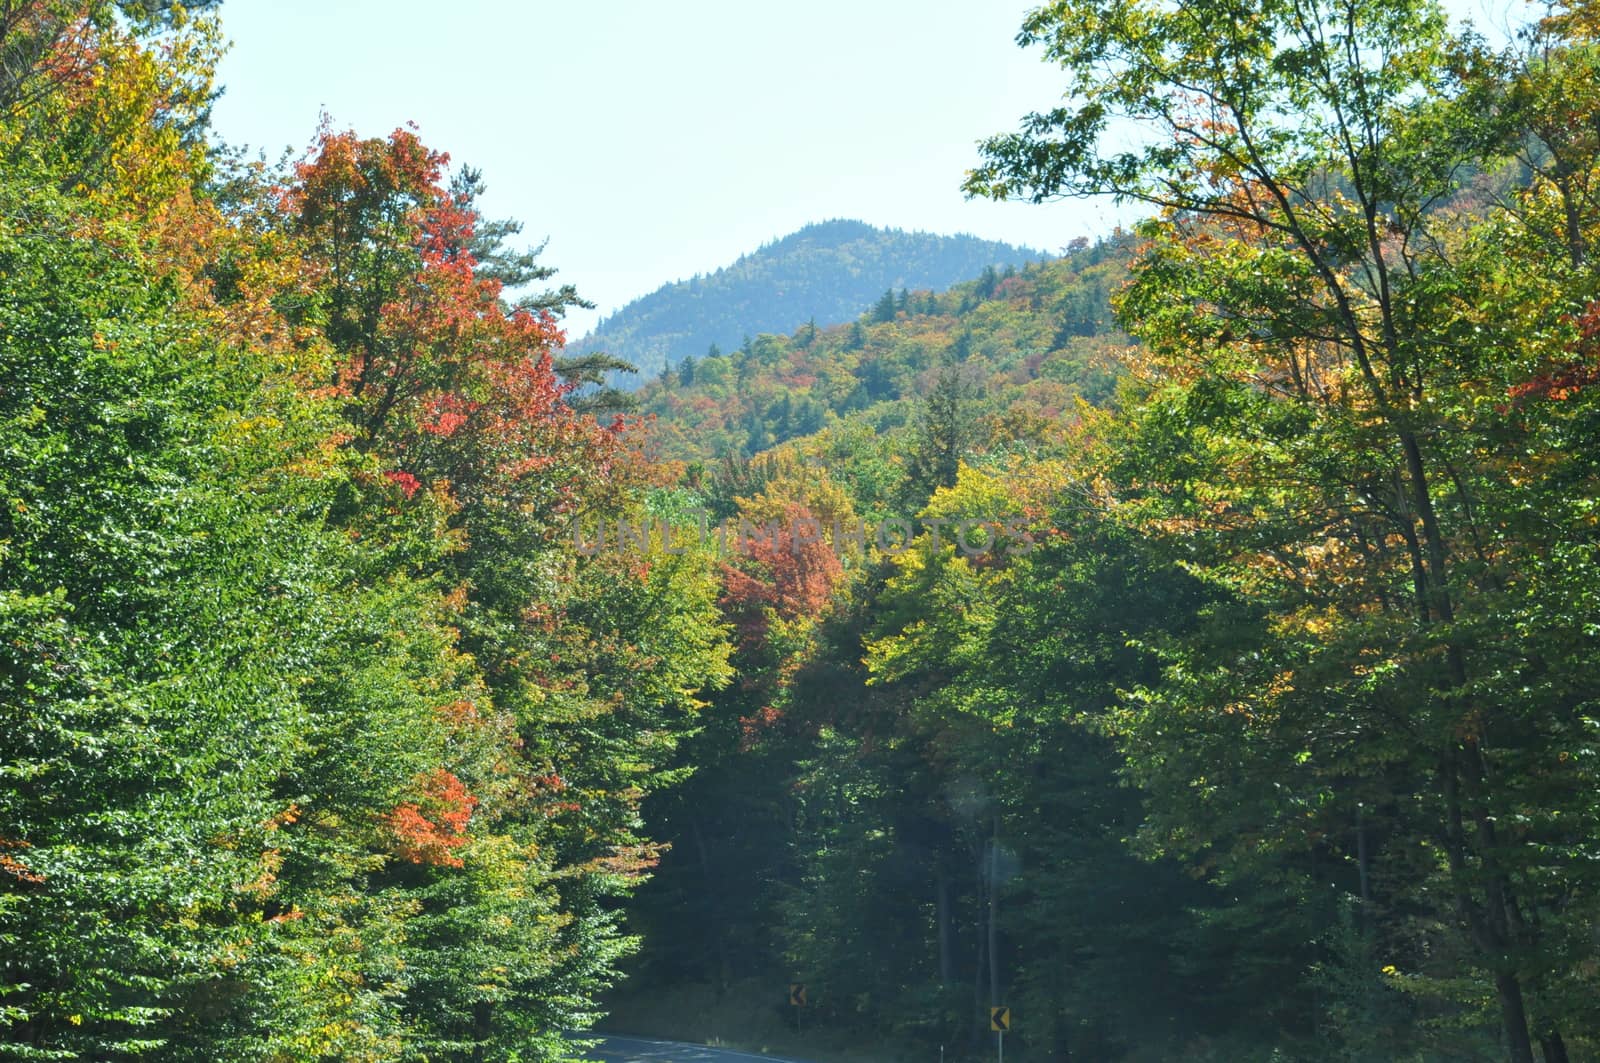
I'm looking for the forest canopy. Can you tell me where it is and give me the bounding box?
[2,1,1600,1062]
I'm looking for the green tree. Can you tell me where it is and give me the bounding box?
[968,0,1600,1057]
[871,288,898,323]
[905,338,976,501]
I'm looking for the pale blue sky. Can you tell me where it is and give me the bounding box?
[210,1,1123,337]
[210,0,1521,340]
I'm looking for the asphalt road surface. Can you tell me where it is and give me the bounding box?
[578,1035,812,1063]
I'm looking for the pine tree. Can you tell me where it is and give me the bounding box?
[552,350,640,414]
[905,342,974,500]
[872,289,898,323]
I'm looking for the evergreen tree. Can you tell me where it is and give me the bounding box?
[871,288,898,322]
[552,350,640,414]
[905,344,974,500]
[448,166,589,316]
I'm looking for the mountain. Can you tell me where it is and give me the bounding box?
[633,232,1134,463]
[563,219,1047,383]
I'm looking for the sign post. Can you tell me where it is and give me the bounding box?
[990,1006,1011,1063]
[789,983,807,1033]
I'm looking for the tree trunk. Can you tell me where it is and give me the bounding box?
[1398,430,1540,1063]
[973,839,988,1046]
[1495,970,1536,1063]
[690,815,732,992]
[937,867,953,986]
[1356,806,1371,909]
[1539,1032,1571,1063]
[988,817,1001,1009]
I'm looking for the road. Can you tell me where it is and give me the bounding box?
[577,1034,813,1063]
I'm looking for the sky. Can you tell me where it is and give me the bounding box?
[210,0,1522,340]
[209,0,1125,339]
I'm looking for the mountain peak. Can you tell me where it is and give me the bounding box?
[565,221,1046,383]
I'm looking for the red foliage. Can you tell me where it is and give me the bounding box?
[738,705,784,752]
[19,8,100,107]
[385,769,478,868]
[287,124,447,238]
[719,503,844,645]
[383,469,421,498]
[526,772,581,817]
[418,394,478,438]
[995,274,1031,300]
[288,125,622,515]
[1508,301,1600,404]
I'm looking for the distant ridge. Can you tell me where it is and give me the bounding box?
[633,232,1134,461]
[563,219,1047,384]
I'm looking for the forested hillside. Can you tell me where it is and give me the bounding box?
[6,1,1600,1062]
[0,6,730,1059]
[633,235,1129,463]
[605,1,1600,1060]
[562,220,1045,383]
